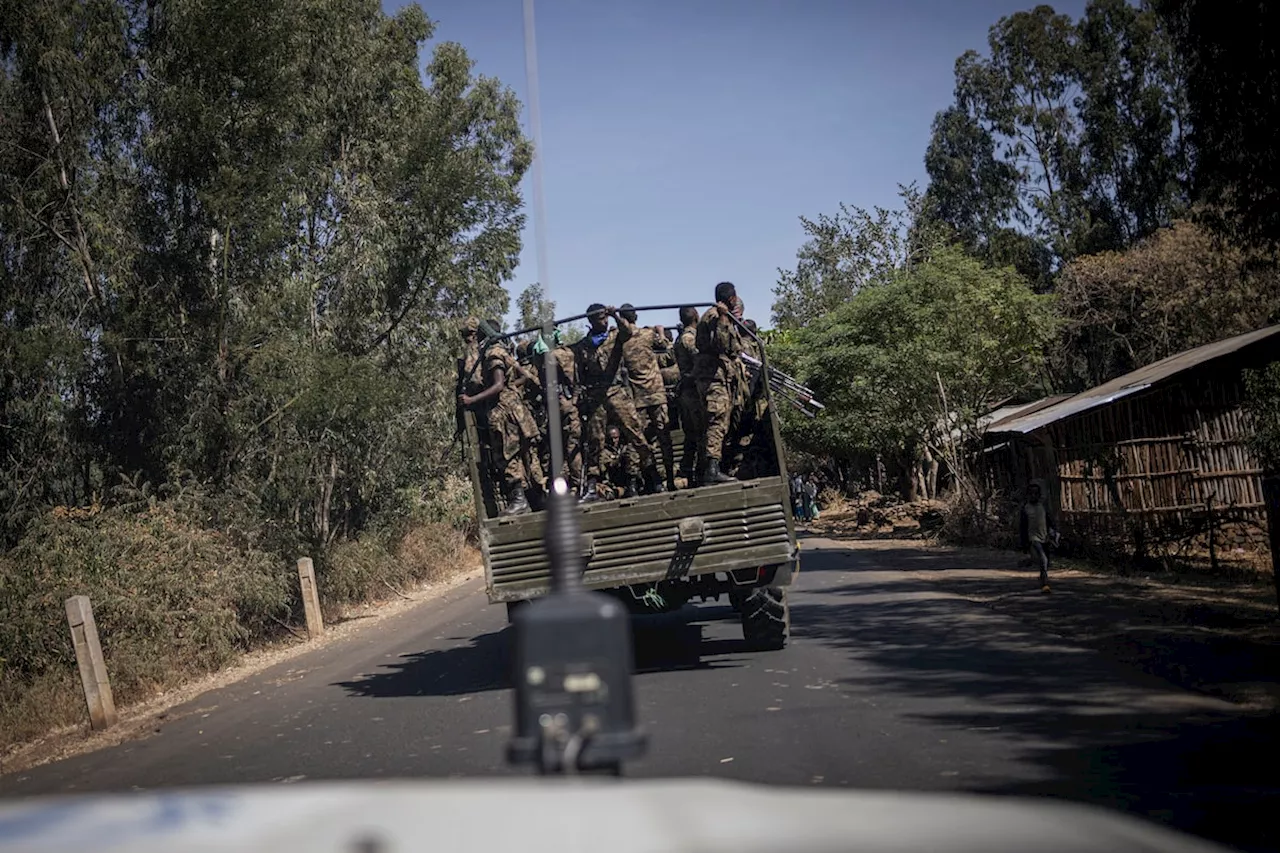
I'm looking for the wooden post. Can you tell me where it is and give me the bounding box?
[64,596,117,731]
[297,557,324,639]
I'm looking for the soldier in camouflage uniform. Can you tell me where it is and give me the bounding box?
[571,303,654,503]
[693,283,744,484]
[458,320,545,515]
[728,314,769,476]
[673,305,703,486]
[598,424,640,500]
[618,303,674,493]
[531,330,584,491]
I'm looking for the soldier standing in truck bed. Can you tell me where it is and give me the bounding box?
[459,320,545,515]
[693,283,744,484]
[532,329,584,493]
[673,305,703,487]
[618,303,674,493]
[571,303,655,503]
[728,314,769,475]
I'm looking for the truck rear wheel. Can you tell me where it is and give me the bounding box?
[740,586,789,650]
[506,600,528,623]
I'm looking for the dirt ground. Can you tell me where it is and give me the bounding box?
[805,510,1280,711]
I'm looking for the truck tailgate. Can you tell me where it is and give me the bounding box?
[481,477,796,602]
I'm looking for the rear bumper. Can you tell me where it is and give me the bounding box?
[481,478,798,603]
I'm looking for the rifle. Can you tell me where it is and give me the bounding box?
[739,353,825,419]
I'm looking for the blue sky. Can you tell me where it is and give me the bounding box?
[386,0,1086,329]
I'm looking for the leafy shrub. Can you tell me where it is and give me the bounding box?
[318,521,469,609]
[0,499,291,751]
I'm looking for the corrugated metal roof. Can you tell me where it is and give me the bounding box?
[988,325,1280,435]
[986,394,1072,431]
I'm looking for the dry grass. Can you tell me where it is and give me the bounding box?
[0,498,477,756]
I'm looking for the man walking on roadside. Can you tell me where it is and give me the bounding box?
[1019,479,1058,593]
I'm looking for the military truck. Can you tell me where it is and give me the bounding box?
[461,321,800,649]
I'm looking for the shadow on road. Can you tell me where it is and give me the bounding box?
[632,607,751,675]
[334,629,513,698]
[792,539,1280,853]
[333,606,748,700]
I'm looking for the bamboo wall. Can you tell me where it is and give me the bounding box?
[986,351,1273,556]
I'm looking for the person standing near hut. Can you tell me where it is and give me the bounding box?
[1019,480,1058,593]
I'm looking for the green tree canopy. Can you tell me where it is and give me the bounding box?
[0,0,528,549]
[777,246,1056,473]
[923,1,1192,271]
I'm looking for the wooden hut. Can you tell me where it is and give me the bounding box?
[985,326,1280,557]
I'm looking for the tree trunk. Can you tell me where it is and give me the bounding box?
[923,447,939,500]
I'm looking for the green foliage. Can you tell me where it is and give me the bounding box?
[0,500,290,697]
[515,283,556,330]
[1,0,528,550]
[780,246,1056,468]
[1242,363,1280,474]
[772,184,934,329]
[0,0,517,738]
[924,0,1192,270]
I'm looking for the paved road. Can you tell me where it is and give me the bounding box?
[2,536,1275,851]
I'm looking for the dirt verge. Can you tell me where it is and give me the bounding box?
[0,557,481,777]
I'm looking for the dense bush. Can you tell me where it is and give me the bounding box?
[0,499,292,750]
[0,486,475,752]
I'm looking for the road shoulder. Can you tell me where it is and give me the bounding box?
[0,566,485,778]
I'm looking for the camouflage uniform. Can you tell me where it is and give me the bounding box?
[482,341,545,491]
[673,321,703,477]
[728,330,769,473]
[693,307,743,463]
[619,321,674,484]
[598,434,640,500]
[541,345,583,488]
[572,324,652,479]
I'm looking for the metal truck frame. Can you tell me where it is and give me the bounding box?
[462,324,799,649]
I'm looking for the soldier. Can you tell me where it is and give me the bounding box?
[513,338,546,433]
[459,320,545,515]
[728,314,769,474]
[571,303,655,503]
[599,424,640,499]
[455,316,485,403]
[618,303,675,493]
[672,305,703,486]
[693,283,744,484]
[532,330,584,492]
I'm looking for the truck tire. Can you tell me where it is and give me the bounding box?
[728,590,747,613]
[506,600,528,624]
[740,586,789,650]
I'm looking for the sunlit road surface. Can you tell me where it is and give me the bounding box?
[2,536,1274,852]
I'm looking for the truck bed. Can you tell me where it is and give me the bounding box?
[481,477,798,602]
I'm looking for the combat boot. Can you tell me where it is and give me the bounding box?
[703,458,735,485]
[579,477,600,504]
[502,485,530,516]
